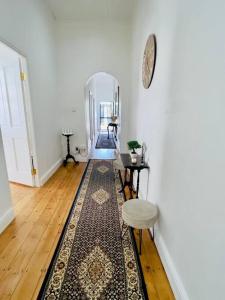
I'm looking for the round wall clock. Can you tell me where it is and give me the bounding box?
[142,34,156,89]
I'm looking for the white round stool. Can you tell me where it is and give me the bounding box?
[122,199,158,255]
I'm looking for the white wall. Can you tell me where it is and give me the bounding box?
[130,0,225,299]
[0,131,14,233]
[56,20,131,152]
[94,73,115,103]
[0,0,61,181]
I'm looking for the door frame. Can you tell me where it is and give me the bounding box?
[0,38,40,187]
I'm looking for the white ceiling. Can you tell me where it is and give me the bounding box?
[46,0,137,22]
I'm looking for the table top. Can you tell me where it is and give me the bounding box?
[108,122,118,127]
[62,133,74,137]
[120,153,149,170]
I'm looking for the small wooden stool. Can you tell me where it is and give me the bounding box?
[122,199,158,255]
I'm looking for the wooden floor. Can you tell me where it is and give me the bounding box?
[0,162,174,300]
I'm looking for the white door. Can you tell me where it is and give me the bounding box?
[0,59,34,186]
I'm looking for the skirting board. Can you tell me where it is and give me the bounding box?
[154,233,189,300]
[40,158,63,186]
[0,207,14,234]
[75,154,88,162]
[138,186,189,300]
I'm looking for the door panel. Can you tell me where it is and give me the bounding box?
[2,137,16,176]
[14,138,31,170]
[0,60,33,186]
[0,71,10,126]
[5,65,24,127]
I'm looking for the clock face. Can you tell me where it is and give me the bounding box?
[142,34,156,89]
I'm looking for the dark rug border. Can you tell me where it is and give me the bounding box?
[95,133,116,149]
[38,160,148,299]
[119,171,149,300]
[37,160,91,299]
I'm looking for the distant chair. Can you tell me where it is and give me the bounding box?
[111,115,117,123]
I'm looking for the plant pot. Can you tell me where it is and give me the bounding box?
[130,152,138,159]
[130,152,138,164]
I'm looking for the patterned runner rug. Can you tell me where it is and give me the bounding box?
[95,134,116,149]
[38,160,147,300]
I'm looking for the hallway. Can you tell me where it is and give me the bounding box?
[0,0,224,299]
[0,161,174,299]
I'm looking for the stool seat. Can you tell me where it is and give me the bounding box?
[122,199,158,229]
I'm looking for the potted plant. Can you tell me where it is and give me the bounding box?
[127,140,141,160]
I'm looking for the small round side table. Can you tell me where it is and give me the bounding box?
[62,133,78,166]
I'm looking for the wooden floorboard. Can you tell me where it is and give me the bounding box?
[0,162,174,299]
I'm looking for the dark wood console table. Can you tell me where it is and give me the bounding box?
[119,153,149,199]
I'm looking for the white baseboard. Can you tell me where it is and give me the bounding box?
[75,154,88,162]
[40,158,63,186]
[0,208,14,234]
[155,232,189,300]
[137,188,189,300]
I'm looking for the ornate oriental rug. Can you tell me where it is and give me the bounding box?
[95,134,116,149]
[38,160,147,300]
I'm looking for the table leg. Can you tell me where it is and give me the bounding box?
[64,154,78,166]
[71,155,79,165]
[151,226,155,241]
[107,125,110,139]
[119,168,128,193]
[115,125,117,141]
[139,229,142,255]
[136,170,141,199]
[63,135,78,166]
[129,170,134,199]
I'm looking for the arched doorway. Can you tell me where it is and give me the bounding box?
[84,72,120,157]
